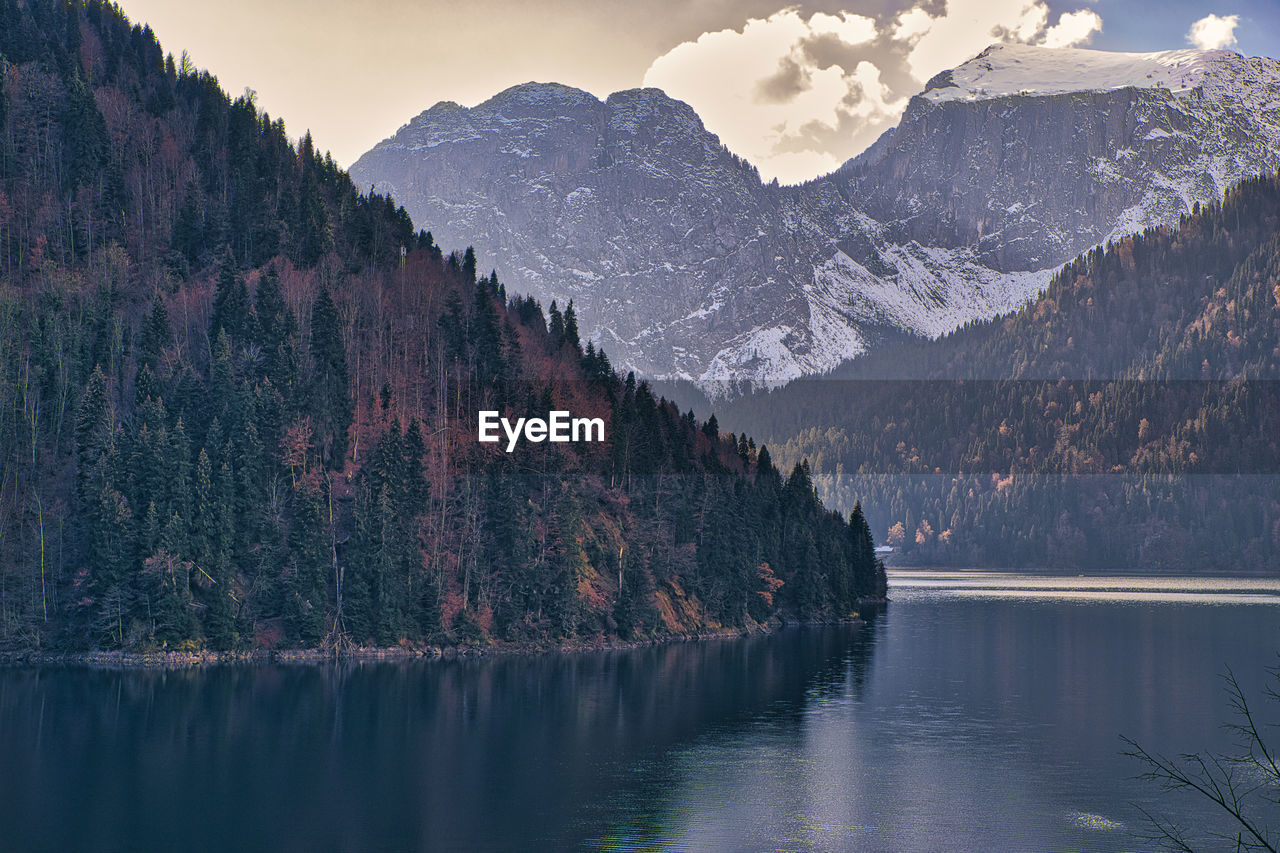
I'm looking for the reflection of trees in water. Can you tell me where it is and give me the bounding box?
[588,619,884,852]
[0,625,880,852]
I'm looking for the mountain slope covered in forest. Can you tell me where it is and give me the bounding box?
[715,175,1280,571]
[0,0,883,653]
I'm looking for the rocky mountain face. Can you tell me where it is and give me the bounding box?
[846,46,1280,270]
[350,45,1280,392]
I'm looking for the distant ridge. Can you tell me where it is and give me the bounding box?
[352,45,1280,393]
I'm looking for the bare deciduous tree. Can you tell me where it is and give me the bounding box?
[1123,664,1280,852]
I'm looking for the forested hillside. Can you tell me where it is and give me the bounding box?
[719,176,1280,571]
[0,0,884,652]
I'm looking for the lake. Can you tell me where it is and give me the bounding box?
[1,571,1277,852]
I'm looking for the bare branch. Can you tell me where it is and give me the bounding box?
[1122,667,1280,853]
[1131,802,1198,852]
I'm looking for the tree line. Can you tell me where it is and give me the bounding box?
[715,175,1280,570]
[0,0,885,651]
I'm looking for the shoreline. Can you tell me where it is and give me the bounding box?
[0,608,882,670]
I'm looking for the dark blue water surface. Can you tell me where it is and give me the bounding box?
[1,572,1277,852]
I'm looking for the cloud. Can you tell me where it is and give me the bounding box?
[642,2,1105,184]
[643,10,883,183]
[1042,10,1102,49]
[899,0,1047,82]
[1187,13,1239,50]
[756,55,814,104]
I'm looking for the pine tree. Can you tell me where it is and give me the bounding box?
[137,296,171,381]
[472,282,505,393]
[210,248,252,344]
[172,189,204,264]
[191,448,217,569]
[88,479,134,646]
[201,459,238,649]
[757,445,774,477]
[547,300,565,347]
[563,300,581,351]
[168,416,193,525]
[74,366,110,505]
[848,502,876,600]
[253,267,298,395]
[287,478,330,645]
[403,419,429,526]
[309,286,352,469]
[461,246,477,284]
[147,511,197,646]
[60,72,108,193]
[295,133,330,267]
[209,331,236,420]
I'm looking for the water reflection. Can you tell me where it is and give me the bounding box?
[0,627,875,853]
[1,582,1275,852]
[629,583,1278,852]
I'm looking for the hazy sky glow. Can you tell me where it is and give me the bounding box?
[116,0,1280,184]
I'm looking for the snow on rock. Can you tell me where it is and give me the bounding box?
[923,44,1235,102]
[352,49,1280,396]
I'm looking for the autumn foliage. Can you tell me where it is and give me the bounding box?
[0,0,885,650]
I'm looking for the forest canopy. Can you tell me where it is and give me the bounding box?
[0,0,885,652]
[716,176,1280,571]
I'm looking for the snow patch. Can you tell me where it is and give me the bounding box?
[815,244,1057,341]
[924,44,1237,103]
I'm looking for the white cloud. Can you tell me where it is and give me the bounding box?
[1187,13,1239,50]
[894,7,934,44]
[1042,10,1103,49]
[642,2,1106,185]
[808,11,877,46]
[643,9,884,183]
[900,0,1047,83]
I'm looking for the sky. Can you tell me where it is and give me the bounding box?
[116,0,1280,184]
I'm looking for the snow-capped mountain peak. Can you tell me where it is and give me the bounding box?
[351,46,1280,395]
[922,43,1240,103]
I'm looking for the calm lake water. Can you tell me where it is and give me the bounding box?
[2,571,1278,852]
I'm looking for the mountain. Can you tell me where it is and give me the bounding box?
[714,174,1280,572]
[846,45,1280,269]
[0,0,883,653]
[352,84,816,387]
[351,44,1280,391]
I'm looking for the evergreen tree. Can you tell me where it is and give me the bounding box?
[196,456,238,649]
[547,300,565,347]
[471,282,505,394]
[295,134,330,267]
[210,248,252,344]
[309,286,352,469]
[172,189,204,265]
[60,72,108,193]
[253,267,298,395]
[137,296,171,382]
[461,246,477,284]
[757,445,774,477]
[563,300,581,351]
[287,479,330,645]
[74,366,110,505]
